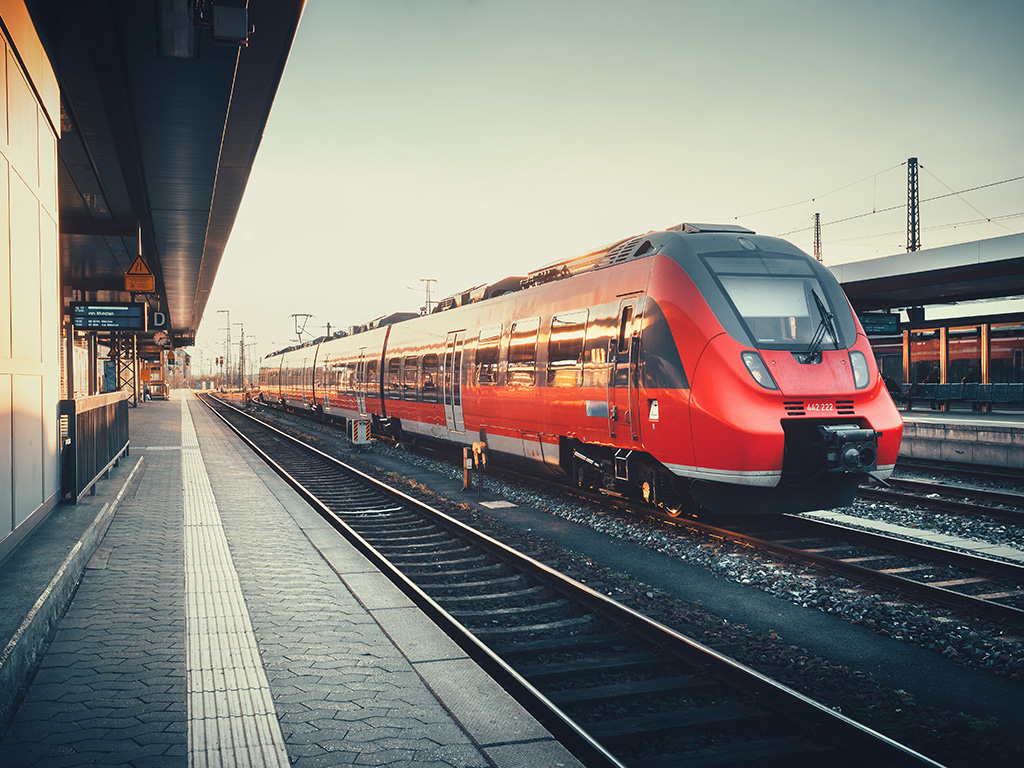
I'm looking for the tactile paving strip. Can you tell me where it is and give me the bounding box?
[181,397,290,768]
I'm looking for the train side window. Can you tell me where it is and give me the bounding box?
[322,357,336,392]
[548,310,588,387]
[387,358,402,397]
[583,308,615,388]
[365,360,378,394]
[475,325,502,385]
[422,354,439,401]
[508,317,540,388]
[617,306,634,354]
[404,356,419,400]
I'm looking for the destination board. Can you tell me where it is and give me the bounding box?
[858,313,900,335]
[71,302,148,331]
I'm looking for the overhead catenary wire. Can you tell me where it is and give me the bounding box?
[921,166,1018,235]
[735,162,907,220]
[775,173,1024,236]
[816,211,1024,244]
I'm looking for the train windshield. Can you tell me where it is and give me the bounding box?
[704,253,843,351]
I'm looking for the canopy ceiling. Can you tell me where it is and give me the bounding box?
[28,0,304,350]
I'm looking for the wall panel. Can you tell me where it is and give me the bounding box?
[0,373,11,539]
[0,158,9,360]
[0,8,60,549]
[41,373,57,500]
[9,172,40,362]
[12,373,42,526]
[5,47,36,186]
[40,209,57,367]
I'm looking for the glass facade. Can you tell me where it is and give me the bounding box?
[871,333,904,385]
[908,329,941,385]
[991,323,1024,384]
[948,326,981,384]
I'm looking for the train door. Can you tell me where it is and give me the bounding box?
[319,353,330,415]
[356,351,367,414]
[609,300,640,442]
[442,331,465,433]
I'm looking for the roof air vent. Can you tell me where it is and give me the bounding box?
[668,223,756,234]
[596,237,655,269]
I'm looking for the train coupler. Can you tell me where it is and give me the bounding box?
[818,424,878,473]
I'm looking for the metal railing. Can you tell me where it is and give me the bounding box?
[59,392,131,503]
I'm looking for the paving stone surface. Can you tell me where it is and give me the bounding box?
[0,394,575,768]
[0,401,186,767]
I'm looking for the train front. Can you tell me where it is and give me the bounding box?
[654,229,902,515]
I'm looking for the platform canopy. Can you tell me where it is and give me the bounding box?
[28,0,304,350]
[829,233,1024,312]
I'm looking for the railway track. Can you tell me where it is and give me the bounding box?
[896,457,1024,486]
[470,453,1024,629]
[858,478,1024,524]
[236,396,1024,632]
[672,513,1024,628]
[200,394,943,768]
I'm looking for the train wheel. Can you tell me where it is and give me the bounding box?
[642,480,654,504]
[574,462,595,491]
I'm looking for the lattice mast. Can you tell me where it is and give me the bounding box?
[907,157,921,251]
[813,212,822,262]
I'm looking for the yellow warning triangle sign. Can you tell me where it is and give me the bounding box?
[126,255,153,277]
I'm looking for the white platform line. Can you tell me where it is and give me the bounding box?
[181,395,289,768]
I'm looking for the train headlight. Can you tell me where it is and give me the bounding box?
[849,350,871,389]
[741,351,778,390]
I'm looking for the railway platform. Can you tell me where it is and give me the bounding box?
[0,391,581,768]
[898,408,1024,469]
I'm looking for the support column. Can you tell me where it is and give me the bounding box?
[939,327,948,383]
[980,324,990,384]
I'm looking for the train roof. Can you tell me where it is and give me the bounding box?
[263,222,762,359]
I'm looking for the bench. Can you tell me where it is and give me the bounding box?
[901,382,1024,411]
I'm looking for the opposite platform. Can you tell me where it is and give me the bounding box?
[0,391,581,768]
[899,407,1024,468]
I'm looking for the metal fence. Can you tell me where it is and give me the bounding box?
[59,392,131,503]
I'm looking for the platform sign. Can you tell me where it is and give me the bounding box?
[125,255,155,292]
[149,308,168,330]
[71,302,148,331]
[858,312,900,335]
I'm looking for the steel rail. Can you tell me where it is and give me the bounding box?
[859,481,1024,524]
[663,513,1024,628]
[896,457,1024,485]
[200,394,945,768]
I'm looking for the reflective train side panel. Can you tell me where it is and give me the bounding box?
[256,224,903,515]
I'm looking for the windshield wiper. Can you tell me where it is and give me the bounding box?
[803,290,837,362]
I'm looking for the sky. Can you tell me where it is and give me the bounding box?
[190,0,1024,375]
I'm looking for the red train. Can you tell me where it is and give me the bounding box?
[256,223,902,515]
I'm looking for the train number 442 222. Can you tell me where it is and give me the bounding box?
[806,402,836,412]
